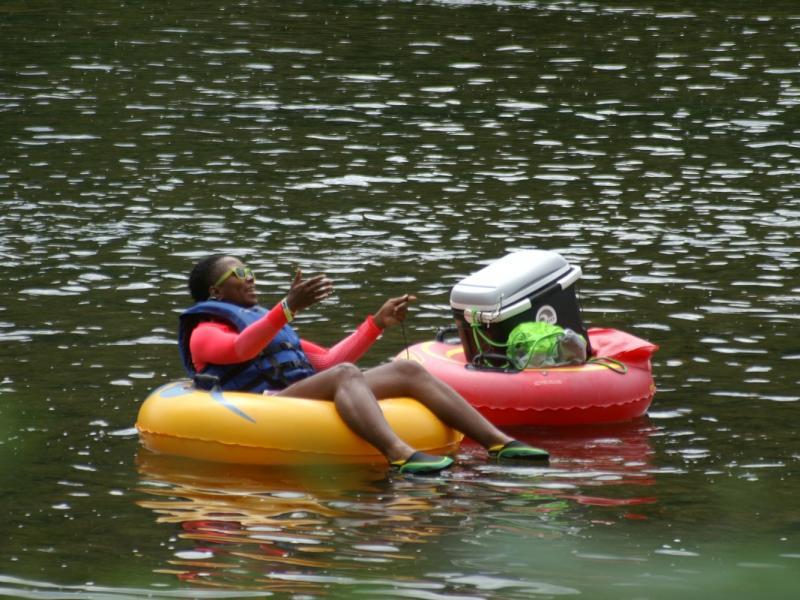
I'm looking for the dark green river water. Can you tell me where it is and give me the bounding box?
[1,0,798,598]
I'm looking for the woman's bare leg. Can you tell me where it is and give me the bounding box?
[275,363,415,463]
[363,360,514,449]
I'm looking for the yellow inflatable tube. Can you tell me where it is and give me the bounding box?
[136,381,463,465]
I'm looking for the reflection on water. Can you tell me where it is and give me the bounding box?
[135,421,657,595]
[137,454,463,594]
[137,454,443,594]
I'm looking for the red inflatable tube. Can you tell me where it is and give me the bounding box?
[398,328,658,427]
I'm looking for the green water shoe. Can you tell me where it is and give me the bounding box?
[391,451,454,474]
[489,440,550,462]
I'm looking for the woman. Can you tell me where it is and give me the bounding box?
[179,254,550,474]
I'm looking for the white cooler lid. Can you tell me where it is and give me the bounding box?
[450,250,576,314]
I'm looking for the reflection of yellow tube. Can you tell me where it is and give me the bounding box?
[136,450,391,496]
[135,451,447,592]
[136,452,365,528]
[136,381,463,465]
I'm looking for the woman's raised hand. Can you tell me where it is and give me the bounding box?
[373,294,417,330]
[285,270,334,314]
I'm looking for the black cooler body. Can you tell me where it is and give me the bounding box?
[450,250,591,364]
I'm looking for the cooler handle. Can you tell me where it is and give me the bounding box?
[557,265,582,289]
[463,265,582,325]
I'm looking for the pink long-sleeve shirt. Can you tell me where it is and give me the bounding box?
[188,302,383,373]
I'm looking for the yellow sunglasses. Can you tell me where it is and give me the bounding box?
[214,266,255,287]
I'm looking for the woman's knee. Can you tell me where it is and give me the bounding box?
[392,359,430,380]
[329,362,364,385]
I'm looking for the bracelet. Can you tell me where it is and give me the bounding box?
[280,298,294,322]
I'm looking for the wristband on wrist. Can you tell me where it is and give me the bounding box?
[280,298,294,322]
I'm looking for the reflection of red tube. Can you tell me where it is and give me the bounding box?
[182,520,242,533]
[563,495,657,507]
[461,418,659,514]
[402,328,658,426]
[519,419,658,486]
[259,544,289,557]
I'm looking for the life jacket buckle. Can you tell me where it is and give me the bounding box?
[194,373,222,390]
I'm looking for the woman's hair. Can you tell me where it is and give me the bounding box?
[188,254,227,302]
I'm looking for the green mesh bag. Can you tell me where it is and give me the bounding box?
[506,321,565,369]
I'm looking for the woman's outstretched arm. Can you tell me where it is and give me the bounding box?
[300,316,382,371]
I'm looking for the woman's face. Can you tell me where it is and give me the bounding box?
[209,256,258,307]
